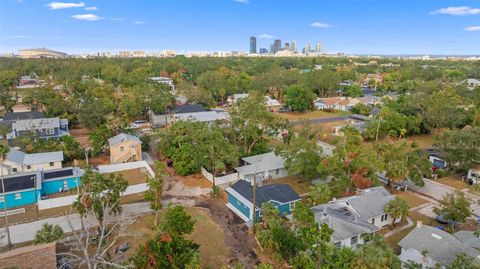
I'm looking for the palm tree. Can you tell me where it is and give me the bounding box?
[34,223,64,244]
[384,197,410,227]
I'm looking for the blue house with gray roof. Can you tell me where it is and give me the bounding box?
[0,167,84,209]
[225,180,301,223]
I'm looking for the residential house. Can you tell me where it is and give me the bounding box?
[264,96,282,111]
[332,120,367,136]
[225,179,301,223]
[4,112,69,142]
[0,167,84,209]
[150,76,175,90]
[173,110,230,124]
[425,148,447,169]
[108,133,142,164]
[1,149,63,175]
[314,97,355,111]
[363,74,383,87]
[399,224,480,268]
[329,186,399,228]
[148,104,205,127]
[16,74,45,89]
[0,242,57,269]
[454,231,480,251]
[227,93,249,106]
[235,151,288,185]
[311,203,379,248]
[463,78,480,90]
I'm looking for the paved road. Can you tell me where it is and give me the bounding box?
[408,178,480,217]
[290,115,350,126]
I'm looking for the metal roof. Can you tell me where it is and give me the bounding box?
[11,118,63,131]
[228,180,301,207]
[235,151,285,175]
[108,133,141,147]
[6,150,64,165]
[338,186,395,220]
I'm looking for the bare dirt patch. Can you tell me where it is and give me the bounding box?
[70,128,91,148]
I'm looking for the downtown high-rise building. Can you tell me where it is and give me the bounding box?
[250,36,257,54]
[315,42,323,53]
[273,39,282,54]
[303,43,311,54]
[290,41,297,53]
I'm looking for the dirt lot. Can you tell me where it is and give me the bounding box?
[70,128,91,148]
[437,175,470,190]
[105,168,150,185]
[293,120,350,143]
[274,110,347,121]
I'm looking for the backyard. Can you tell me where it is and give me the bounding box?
[274,110,347,121]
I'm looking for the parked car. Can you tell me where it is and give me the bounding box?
[278,106,292,113]
[436,213,459,227]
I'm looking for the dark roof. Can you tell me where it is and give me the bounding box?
[0,174,37,193]
[171,104,205,114]
[362,87,376,96]
[3,111,45,122]
[425,148,444,158]
[230,180,301,207]
[44,169,73,180]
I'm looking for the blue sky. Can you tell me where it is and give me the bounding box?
[0,0,479,55]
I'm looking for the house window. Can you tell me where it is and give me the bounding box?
[46,128,55,135]
[275,169,279,175]
[12,168,17,172]
[371,218,375,225]
[384,214,388,221]
[14,193,22,200]
[63,180,69,190]
[381,215,384,221]
[334,241,341,248]
[351,236,358,245]
[49,162,54,167]
[0,196,4,203]
[26,165,31,170]
[120,146,125,152]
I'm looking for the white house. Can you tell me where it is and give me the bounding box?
[311,203,379,248]
[235,151,288,185]
[463,78,480,90]
[150,77,175,90]
[1,149,63,175]
[227,93,249,106]
[330,186,399,228]
[399,224,480,268]
[264,96,282,111]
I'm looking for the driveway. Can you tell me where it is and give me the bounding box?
[408,178,480,217]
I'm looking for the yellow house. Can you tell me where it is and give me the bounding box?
[108,133,142,164]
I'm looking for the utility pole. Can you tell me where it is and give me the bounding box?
[211,144,216,191]
[251,172,257,235]
[1,175,11,248]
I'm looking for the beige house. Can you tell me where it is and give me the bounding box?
[108,133,142,164]
[1,149,63,175]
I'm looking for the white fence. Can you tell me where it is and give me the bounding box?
[97,161,155,178]
[201,167,238,185]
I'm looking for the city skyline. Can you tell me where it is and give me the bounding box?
[1,0,480,55]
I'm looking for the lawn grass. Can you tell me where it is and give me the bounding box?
[274,110,348,121]
[119,207,229,268]
[437,175,470,190]
[395,191,429,208]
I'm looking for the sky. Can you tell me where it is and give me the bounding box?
[0,0,479,55]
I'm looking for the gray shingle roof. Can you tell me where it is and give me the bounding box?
[229,180,301,207]
[399,225,480,267]
[11,118,62,131]
[107,133,141,147]
[312,203,379,242]
[235,151,285,175]
[6,150,64,165]
[340,186,394,219]
[3,112,45,122]
[454,231,480,251]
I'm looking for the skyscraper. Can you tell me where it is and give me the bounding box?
[291,41,297,53]
[284,42,290,51]
[273,39,282,54]
[250,36,257,54]
[259,48,268,54]
[303,43,311,54]
[315,42,323,53]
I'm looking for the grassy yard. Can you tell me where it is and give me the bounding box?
[437,175,470,190]
[118,207,229,269]
[265,176,312,196]
[395,191,430,208]
[274,110,348,121]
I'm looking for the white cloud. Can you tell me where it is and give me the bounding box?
[110,17,124,21]
[71,14,103,21]
[257,34,273,39]
[134,20,145,25]
[310,22,332,28]
[431,6,480,15]
[465,26,480,31]
[48,2,85,10]
[234,0,249,4]
[85,6,97,10]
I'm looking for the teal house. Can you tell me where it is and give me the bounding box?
[225,180,301,224]
[0,167,84,209]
